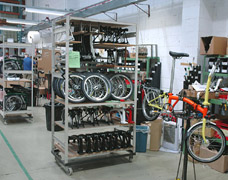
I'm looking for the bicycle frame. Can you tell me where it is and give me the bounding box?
[146,60,218,143]
[147,92,166,110]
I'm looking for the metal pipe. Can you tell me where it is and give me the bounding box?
[64,15,70,164]
[169,57,176,93]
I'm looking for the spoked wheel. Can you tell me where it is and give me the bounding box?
[5,95,23,111]
[4,61,19,70]
[186,122,226,163]
[142,90,160,121]
[59,74,86,103]
[82,74,111,102]
[110,74,133,100]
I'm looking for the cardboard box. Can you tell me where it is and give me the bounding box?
[39,49,54,74]
[149,118,163,151]
[184,119,215,137]
[188,140,201,163]
[184,89,217,99]
[4,80,31,88]
[200,36,227,55]
[184,118,199,129]
[39,87,46,95]
[130,53,136,58]
[200,147,228,173]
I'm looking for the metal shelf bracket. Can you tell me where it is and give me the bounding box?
[133,3,150,17]
[103,12,118,21]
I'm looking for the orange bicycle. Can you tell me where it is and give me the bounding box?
[142,51,226,163]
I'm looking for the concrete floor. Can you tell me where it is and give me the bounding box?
[0,107,227,180]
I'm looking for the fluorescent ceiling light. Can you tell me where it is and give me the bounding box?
[6,18,39,26]
[25,7,67,16]
[0,26,22,31]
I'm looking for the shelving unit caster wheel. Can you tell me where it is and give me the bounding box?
[129,154,133,162]
[3,119,7,125]
[66,167,73,176]
[28,114,33,118]
[55,157,73,176]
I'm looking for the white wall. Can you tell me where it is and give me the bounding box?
[25,0,228,109]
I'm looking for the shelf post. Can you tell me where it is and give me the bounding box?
[2,34,5,118]
[51,20,56,151]
[64,15,70,164]
[133,24,139,153]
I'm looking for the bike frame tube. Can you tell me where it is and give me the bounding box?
[168,93,208,117]
[203,76,211,106]
[168,94,208,142]
[169,57,176,93]
[148,92,165,110]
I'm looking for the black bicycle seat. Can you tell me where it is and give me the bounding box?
[169,51,189,58]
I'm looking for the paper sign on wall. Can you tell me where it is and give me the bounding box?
[69,51,80,68]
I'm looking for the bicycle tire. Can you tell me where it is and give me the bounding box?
[82,73,110,102]
[186,122,226,163]
[110,73,133,100]
[59,74,86,103]
[5,61,19,70]
[5,95,23,111]
[142,90,160,121]
[95,73,112,100]
[53,77,63,98]
[57,78,65,98]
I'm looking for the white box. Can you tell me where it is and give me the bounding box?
[162,121,179,151]
[7,38,14,43]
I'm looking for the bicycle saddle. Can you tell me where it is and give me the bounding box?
[169,51,189,58]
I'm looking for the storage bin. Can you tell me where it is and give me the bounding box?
[136,125,149,152]
[44,103,64,131]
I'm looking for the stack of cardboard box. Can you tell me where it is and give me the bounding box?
[200,147,228,173]
[37,49,53,95]
[200,36,227,55]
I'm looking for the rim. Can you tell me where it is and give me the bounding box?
[187,124,225,162]
[5,96,22,111]
[61,75,85,102]
[142,91,160,120]
[110,74,132,100]
[84,75,109,102]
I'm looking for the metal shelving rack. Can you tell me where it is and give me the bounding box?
[0,36,34,124]
[202,55,228,105]
[51,15,138,175]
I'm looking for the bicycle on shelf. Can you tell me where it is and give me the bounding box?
[142,51,226,163]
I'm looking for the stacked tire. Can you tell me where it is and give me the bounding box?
[53,73,133,103]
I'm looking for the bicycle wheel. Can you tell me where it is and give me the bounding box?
[110,73,133,100]
[59,74,86,103]
[53,77,63,98]
[142,90,160,121]
[82,74,110,102]
[95,73,112,100]
[5,61,19,70]
[5,95,23,111]
[186,122,226,163]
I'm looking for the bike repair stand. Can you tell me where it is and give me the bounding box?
[176,106,196,180]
